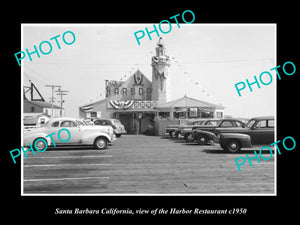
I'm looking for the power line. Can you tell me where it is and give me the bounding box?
[45,84,61,117]
[56,88,69,117]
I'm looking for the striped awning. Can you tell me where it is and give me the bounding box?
[80,103,94,112]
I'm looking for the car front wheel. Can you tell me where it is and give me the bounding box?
[33,138,48,151]
[224,139,241,153]
[196,134,208,145]
[94,137,108,150]
[169,131,176,138]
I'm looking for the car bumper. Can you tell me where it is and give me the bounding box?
[185,134,194,142]
[111,134,116,142]
[178,134,185,139]
[114,130,127,134]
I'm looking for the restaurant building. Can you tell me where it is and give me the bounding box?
[79,38,224,135]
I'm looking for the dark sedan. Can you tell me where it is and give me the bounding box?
[165,119,208,138]
[217,116,275,152]
[190,118,246,144]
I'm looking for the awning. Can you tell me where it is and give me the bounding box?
[175,109,187,113]
[115,108,159,113]
[199,108,215,113]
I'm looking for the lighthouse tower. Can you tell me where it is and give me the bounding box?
[151,37,171,103]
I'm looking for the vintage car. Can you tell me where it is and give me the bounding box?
[219,133,252,153]
[23,117,116,150]
[217,116,274,152]
[185,118,246,144]
[165,119,208,138]
[94,119,127,137]
[178,119,220,139]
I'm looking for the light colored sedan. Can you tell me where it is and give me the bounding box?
[94,119,127,137]
[23,117,115,150]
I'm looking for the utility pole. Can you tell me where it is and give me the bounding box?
[56,88,69,117]
[45,85,61,117]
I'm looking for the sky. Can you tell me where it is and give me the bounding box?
[22,24,276,118]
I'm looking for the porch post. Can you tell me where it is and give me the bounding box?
[132,112,135,134]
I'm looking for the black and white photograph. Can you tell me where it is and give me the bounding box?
[4,4,298,221]
[21,24,276,195]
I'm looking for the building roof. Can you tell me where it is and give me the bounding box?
[23,113,50,124]
[25,100,62,109]
[80,98,107,112]
[250,116,274,120]
[157,95,225,109]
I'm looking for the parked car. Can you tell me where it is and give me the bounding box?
[191,118,246,144]
[217,116,274,152]
[23,117,115,150]
[219,133,252,153]
[179,119,220,140]
[94,119,127,137]
[165,119,208,138]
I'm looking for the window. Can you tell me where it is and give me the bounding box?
[114,88,119,95]
[113,119,121,124]
[220,121,234,127]
[195,121,206,125]
[122,88,127,95]
[76,120,86,126]
[200,111,213,118]
[159,112,170,119]
[90,112,97,118]
[131,88,135,95]
[178,112,186,119]
[31,106,35,112]
[189,108,198,118]
[94,120,109,125]
[205,120,219,126]
[106,87,111,96]
[246,119,256,128]
[216,112,223,118]
[61,121,77,127]
[51,121,60,127]
[235,121,245,127]
[40,118,46,124]
[268,119,274,128]
[255,120,267,128]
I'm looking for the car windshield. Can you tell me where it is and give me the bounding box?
[41,121,49,127]
[205,120,219,126]
[77,120,87,126]
[246,119,256,128]
[113,120,121,124]
[187,121,195,125]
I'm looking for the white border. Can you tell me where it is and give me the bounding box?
[21,23,277,196]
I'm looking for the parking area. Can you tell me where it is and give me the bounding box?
[23,135,275,194]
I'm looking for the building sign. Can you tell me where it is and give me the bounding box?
[133,73,143,85]
[132,101,158,109]
[189,107,198,118]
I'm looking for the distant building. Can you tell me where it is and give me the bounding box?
[23,81,64,127]
[24,100,63,117]
[79,37,224,135]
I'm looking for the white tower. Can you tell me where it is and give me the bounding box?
[151,37,171,103]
